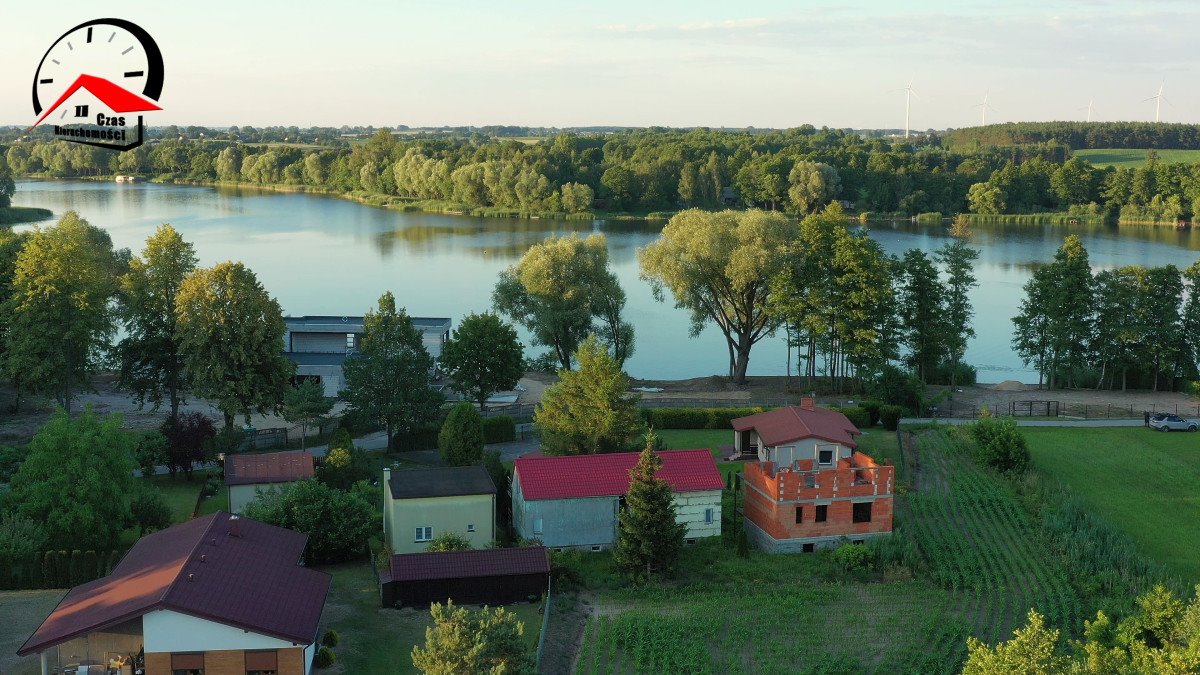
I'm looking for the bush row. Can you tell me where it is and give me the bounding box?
[828,406,870,430]
[483,416,516,444]
[388,414,518,451]
[639,407,766,430]
[0,549,124,590]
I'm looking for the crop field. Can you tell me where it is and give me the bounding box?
[904,431,1083,642]
[1022,427,1200,582]
[575,581,967,674]
[1074,148,1200,168]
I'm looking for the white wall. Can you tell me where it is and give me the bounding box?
[143,610,302,653]
[304,642,315,674]
[228,483,272,514]
[674,490,722,539]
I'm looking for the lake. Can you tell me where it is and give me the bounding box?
[14,179,1200,384]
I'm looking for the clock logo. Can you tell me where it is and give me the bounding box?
[28,18,164,151]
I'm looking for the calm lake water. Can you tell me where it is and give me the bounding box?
[15,179,1200,384]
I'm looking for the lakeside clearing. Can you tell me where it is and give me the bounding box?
[1023,426,1200,582]
[1074,148,1200,168]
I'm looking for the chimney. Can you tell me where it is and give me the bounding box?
[383,467,391,486]
[188,573,195,582]
[800,397,815,411]
[200,554,207,563]
[228,514,241,538]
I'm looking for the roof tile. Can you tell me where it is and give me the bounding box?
[732,406,860,448]
[225,451,315,486]
[384,547,550,584]
[514,450,723,501]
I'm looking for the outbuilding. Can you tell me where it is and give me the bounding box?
[379,546,550,608]
[512,450,724,550]
[225,450,315,514]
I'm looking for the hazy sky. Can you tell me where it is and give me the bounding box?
[1,0,1197,129]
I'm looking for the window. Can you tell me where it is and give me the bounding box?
[533,518,543,535]
[467,524,476,532]
[415,526,432,542]
[704,508,714,524]
[590,545,602,552]
[852,502,872,523]
[818,448,834,465]
[795,506,804,524]
[815,504,828,523]
[802,543,815,553]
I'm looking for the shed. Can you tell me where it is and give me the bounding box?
[224,450,315,513]
[379,546,550,608]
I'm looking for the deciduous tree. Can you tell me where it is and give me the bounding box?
[3,212,122,413]
[411,601,536,675]
[244,479,375,563]
[282,378,333,450]
[787,161,841,214]
[8,407,136,550]
[439,312,524,410]
[117,225,198,422]
[535,336,644,455]
[342,292,444,450]
[176,262,293,430]
[439,402,485,467]
[935,240,980,384]
[639,208,798,383]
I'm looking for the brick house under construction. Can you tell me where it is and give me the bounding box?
[734,400,894,553]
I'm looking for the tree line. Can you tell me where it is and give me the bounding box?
[945,121,1200,151]
[1013,234,1200,390]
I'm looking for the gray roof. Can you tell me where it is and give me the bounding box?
[388,466,496,499]
[285,315,451,333]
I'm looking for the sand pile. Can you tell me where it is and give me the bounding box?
[992,380,1027,392]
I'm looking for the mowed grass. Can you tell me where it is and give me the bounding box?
[1074,148,1200,168]
[1022,427,1200,581]
[319,562,544,674]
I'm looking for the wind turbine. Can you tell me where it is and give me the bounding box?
[889,79,920,139]
[973,90,997,126]
[1079,98,1096,122]
[1143,80,1170,122]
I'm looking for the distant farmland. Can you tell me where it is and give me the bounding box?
[1074,148,1200,168]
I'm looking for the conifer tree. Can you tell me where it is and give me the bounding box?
[612,432,686,580]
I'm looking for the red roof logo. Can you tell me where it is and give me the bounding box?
[29,73,161,131]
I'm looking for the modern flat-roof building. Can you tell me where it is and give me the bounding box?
[225,451,316,514]
[18,512,330,675]
[283,315,452,397]
[734,400,894,553]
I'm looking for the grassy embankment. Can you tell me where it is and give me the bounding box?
[1074,148,1200,168]
[1022,426,1200,582]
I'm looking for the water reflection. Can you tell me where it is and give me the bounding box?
[16,179,1200,383]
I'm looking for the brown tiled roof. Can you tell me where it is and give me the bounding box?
[225,451,315,486]
[381,546,550,584]
[514,450,723,500]
[18,512,330,656]
[732,406,860,448]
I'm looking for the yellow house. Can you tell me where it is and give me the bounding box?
[383,466,496,554]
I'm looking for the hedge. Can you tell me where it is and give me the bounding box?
[639,407,766,430]
[2,548,122,590]
[483,415,516,444]
[861,400,882,427]
[830,406,870,430]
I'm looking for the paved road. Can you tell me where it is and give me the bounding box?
[901,417,1146,427]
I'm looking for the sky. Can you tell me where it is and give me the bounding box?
[1,0,1197,129]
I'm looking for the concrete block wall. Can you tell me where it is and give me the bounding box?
[673,490,722,539]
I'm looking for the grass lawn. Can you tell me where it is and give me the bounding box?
[1074,148,1200,168]
[141,470,215,522]
[1022,427,1200,582]
[318,561,544,674]
[0,589,66,675]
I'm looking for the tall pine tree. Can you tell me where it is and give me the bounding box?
[612,432,686,581]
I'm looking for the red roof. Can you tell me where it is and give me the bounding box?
[381,546,550,584]
[30,74,161,130]
[18,512,330,656]
[732,406,861,448]
[226,451,315,486]
[514,450,723,501]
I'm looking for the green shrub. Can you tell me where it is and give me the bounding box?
[42,550,57,588]
[314,646,336,668]
[969,416,1030,474]
[832,542,874,572]
[394,423,440,451]
[482,415,516,443]
[439,403,485,466]
[328,427,353,452]
[68,549,84,586]
[861,400,882,427]
[880,405,904,431]
[321,629,340,647]
[915,211,943,223]
[830,406,870,429]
